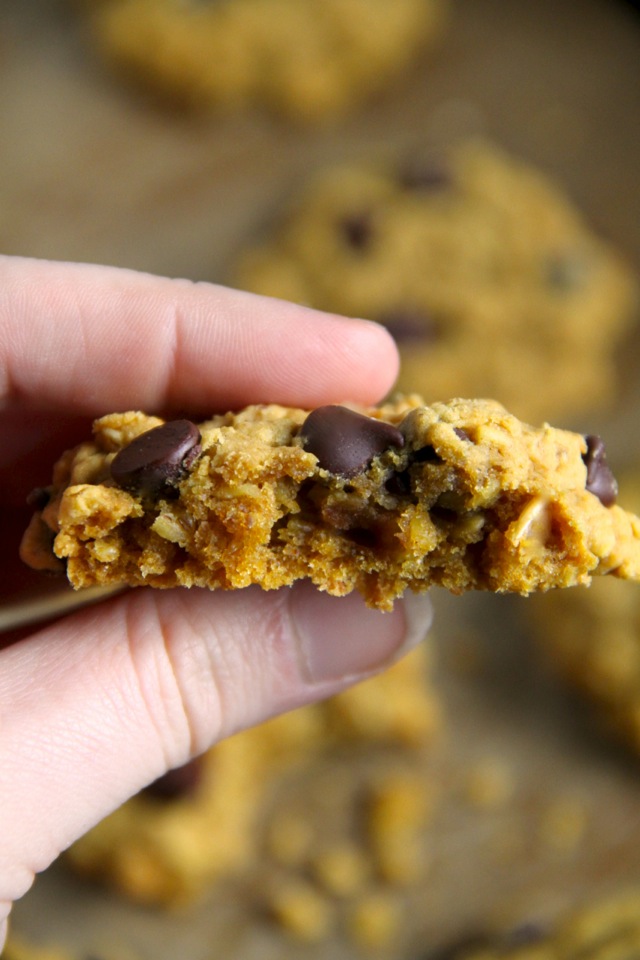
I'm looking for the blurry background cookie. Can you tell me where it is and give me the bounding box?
[65,644,441,912]
[80,0,448,122]
[411,888,640,960]
[231,140,638,424]
[2,936,138,960]
[2,939,72,960]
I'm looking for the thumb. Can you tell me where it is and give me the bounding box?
[0,583,432,910]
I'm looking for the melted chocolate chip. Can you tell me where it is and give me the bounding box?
[338,210,374,250]
[110,419,201,497]
[582,435,618,506]
[377,307,441,344]
[143,757,204,802]
[300,405,404,478]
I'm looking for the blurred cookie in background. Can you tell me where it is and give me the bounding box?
[65,643,441,908]
[2,939,70,960]
[411,888,640,960]
[2,936,138,960]
[80,0,449,122]
[230,139,638,425]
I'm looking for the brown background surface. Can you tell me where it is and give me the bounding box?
[2,1,640,957]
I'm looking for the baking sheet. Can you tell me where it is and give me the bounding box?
[2,0,640,956]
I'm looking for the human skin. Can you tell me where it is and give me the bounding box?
[0,256,432,947]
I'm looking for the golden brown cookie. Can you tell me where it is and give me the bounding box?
[21,397,640,610]
[2,937,136,960]
[65,731,272,905]
[1,940,71,960]
[66,643,440,906]
[427,889,640,959]
[231,141,638,423]
[84,0,448,121]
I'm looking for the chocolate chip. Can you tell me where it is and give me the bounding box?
[503,921,547,948]
[26,486,51,510]
[143,757,204,802]
[398,160,451,192]
[110,419,201,497]
[377,307,441,344]
[338,210,374,250]
[300,405,404,478]
[417,932,492,960]
[545,252,588,292]
[582,435,618,506]
[453,427,472,442]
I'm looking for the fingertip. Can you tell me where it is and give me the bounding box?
[286,308,400,407]
[344,315,401,401]
[223,291,400,408]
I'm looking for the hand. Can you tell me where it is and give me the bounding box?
[0,256,432,946]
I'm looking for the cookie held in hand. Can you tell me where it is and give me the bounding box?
[21,396,640,610]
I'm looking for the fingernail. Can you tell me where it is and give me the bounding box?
[289,582,433,685]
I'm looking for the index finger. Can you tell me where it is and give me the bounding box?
[0,256,399,415]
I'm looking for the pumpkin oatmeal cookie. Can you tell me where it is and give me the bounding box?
[232,141,638,422]
[20,396,640,610]
[84,0,447,122]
